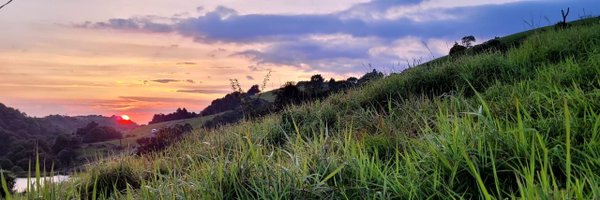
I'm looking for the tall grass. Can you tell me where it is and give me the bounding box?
[8,20,600,199]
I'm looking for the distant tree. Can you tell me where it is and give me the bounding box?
[52,134,80,153]
[307,74,325,97]
[555,7,571,29]
[246,85,261,96]
[76,121,99,136]
[310,74,325,84]
[149,108,199,124]
[76,122,123,143]
[358,69,384,85]
[327,78,337,91]
[449,42,467,56]
[200,92,243,116]
[347,77,358,85]
[274,82,303,108]
[461,35,476,48]
[57,148,77,166]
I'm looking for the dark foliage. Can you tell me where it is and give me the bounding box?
[135,124,193,155]
[274,70,383,110]
[76,121,123,143]
[461,35,476,48]
[449,42,467,56]
[149,108,199,124]
[40,115,138,133]
[203,111,244,129]
[274,82,305,109]
[196,70,382,130]
[358,69,384,85]
[0,103,83,172]
[471,37,508,54]
[246,85,261,96]
[200,92,243,116]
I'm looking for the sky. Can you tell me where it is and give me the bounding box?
[0,0,598,124]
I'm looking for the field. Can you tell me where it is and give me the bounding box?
[4,18,600,199]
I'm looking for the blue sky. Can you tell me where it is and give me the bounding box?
[0,0,598,122]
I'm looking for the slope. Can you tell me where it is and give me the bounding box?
[10,17,600,199]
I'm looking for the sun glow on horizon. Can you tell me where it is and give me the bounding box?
[121,114,130,121]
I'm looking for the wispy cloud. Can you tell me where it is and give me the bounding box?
[151,79,180,83]
[176,89,230,94]
[177,62,197,65]
[76,0,599,73]
[119,96,200,103]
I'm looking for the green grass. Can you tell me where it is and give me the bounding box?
[6,18,600,199]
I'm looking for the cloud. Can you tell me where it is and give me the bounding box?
[119,96,199,103]
[79,0,600,73]
[176,89,229,94]
[245,75,254,80]
[177,62,197,65]
[151,79,180,83]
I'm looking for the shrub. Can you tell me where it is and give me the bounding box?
[81,163,141,199]
[449,42,467,56]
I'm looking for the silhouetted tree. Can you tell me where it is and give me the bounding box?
[149,108,198,124]
[347,77,358,85]
[57,148,77,166]
[461,35,476,48]
[358,69,384,85]
[52,134,80,153]
[247,85,261,96]
[200,92,243,116]
[76,121,123,143]
[449,42,467,56]
[274,82,304,108]
[555,7,571,29]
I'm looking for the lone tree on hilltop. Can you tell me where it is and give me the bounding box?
[247,85,260,96]
[555,7,571,29]
[461,35,476,48]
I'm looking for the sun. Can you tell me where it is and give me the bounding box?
[121,115,130,121]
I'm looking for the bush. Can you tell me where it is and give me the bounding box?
[449,42,467,56]
[81,163,141,199]
[0,170,15,198]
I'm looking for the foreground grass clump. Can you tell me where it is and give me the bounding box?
[13,19,600,199]
[76,158,144,199]
[1,170,16,198]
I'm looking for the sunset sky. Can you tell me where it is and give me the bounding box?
[0,0,598,124]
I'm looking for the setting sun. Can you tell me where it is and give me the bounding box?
[121,115,130,121]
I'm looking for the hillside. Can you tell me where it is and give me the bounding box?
[0,103,140,175]
[6,17,600,199]
[41,115,139,133]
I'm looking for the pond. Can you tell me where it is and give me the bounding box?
[14,175,70,193]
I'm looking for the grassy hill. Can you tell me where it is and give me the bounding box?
[5,17,600,199]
